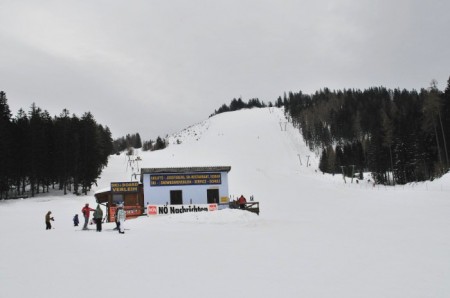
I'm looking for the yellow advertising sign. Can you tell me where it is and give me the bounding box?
[111,182,139,193]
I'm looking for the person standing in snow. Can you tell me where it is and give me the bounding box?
[73,214,79,226]
[81,203,95,230]
[238,195,247,210]
[114,205,120,230]
[117,204,126,234]
[45,211,54,230]
[93,204,104,232]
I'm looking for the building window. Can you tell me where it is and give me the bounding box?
[113,194,124,205]
[170,190,183,205]
[207,189,219,204]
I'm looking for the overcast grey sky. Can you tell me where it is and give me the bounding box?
[1,0,449,140]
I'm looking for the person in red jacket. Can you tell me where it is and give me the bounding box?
[81,203,95,230]
[238,195,247,210]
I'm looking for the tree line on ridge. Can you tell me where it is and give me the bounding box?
[214,78,450,185]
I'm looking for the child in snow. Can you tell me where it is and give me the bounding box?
[73,214,79,226]
[45,211,54,230]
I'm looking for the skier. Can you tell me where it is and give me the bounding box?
[93,204,104,232]
[117,204,126,234]
[73,214,79,227]
[81,203,95,230]
[114,205,120,230]
[45,211,54,230]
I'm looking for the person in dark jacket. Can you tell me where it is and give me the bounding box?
[45,211,54,230]
[93,204,104,232]
[73,214,79,227]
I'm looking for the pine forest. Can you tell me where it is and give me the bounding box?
[0,92,113,199]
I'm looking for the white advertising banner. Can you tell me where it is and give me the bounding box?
[147,204,218,215]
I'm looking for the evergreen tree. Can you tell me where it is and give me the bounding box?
[421,85,445,174]
[229,98,245,111]
[135,133,142,148]
[442,77,450,171]
[28,103,45,196]
[54,109,72,194]
[39,110,54,193]
[0,91,12,198]
[319,148,328,173]
[381,108,395,184]
[79,112,100,194]
[215,104,230,114]
[142,140,153,151]
[12,109,30,195]
[276,96,283,108]
[153,136,167,150]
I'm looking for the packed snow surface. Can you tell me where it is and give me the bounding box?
[1,107,449,298]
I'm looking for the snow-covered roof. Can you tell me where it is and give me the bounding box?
[94,187,111,195]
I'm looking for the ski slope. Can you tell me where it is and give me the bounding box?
[1,107,449,298]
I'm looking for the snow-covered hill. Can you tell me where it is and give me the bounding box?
[1,107,449,298]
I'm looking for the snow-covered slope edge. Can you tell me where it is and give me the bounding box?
[1,107,449,298]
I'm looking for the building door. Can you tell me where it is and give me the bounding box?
[124,193,139,206]
[207,189,219,204]
[170,190,183,205]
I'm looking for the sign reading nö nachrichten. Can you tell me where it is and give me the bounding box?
[150,173,221,186]
[147,204,218,215]
[111,181,139,193]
